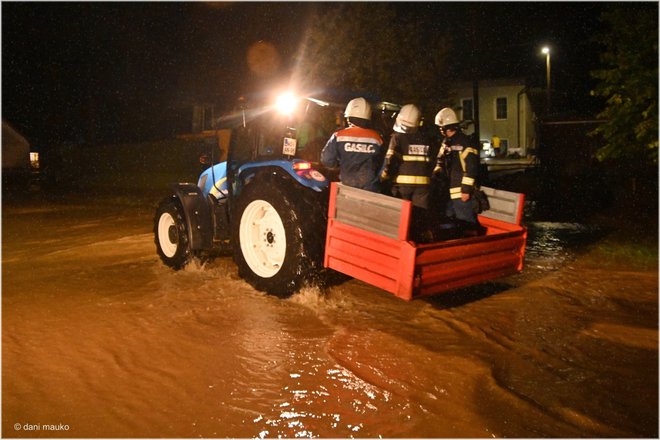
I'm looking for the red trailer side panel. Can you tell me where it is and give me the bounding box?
[324,183,527,301]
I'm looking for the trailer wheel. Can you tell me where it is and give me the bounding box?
[154,196,192,270]
[232,180,324,296]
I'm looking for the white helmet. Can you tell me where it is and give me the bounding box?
[434,107,460,127]
[393,104,421,133]
[344,97,372,120]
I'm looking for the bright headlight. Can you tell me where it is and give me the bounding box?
[275,92,298,116]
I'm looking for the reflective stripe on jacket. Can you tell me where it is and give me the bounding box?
[382,132,437,186]
[321,126,384,191]
[442,131,480,198]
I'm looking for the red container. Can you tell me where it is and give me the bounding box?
[324,183,527,300]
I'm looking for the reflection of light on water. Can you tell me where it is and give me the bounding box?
[253,364,386,437]
[280,411,303,419]
[525,222,598,271]
[289,389,309,399]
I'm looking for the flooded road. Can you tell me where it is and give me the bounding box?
[2,195,657,438]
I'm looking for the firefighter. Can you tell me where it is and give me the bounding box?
[491,134,501,157]
[320,97,384,192]
[433,107,485,234]
[380,104,438,241]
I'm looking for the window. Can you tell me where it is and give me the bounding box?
[461,99,473,121]
[495,97,508,120]
[30,152,40,169]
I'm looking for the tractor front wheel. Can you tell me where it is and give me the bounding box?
[154,196,192,270]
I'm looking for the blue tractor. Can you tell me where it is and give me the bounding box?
[154,93,396,295]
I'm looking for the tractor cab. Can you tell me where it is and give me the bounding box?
[180,89,401,200]
[199,92,400,201]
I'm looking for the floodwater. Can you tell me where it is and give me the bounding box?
[2,195,658,438]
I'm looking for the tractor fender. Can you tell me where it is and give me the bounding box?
[237,160,328,193]
[169,183,213,251]
[236,166,330,228]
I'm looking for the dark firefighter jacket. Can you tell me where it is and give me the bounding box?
[321,125,384,191]
[435,131,480,199]
[381,132,438,186]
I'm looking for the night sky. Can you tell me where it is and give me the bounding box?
[3,2,613,147]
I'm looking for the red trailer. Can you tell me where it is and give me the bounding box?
[323,183,527,300]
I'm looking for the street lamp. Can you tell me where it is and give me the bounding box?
[541,46,551,114]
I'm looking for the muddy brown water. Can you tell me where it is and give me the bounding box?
[2,197,657,438]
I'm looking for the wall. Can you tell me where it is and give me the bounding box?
[2,121,30,170]
[39,138,214,195]
[451,79,537,156]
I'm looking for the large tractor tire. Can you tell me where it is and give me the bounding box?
[154,196,193,270]
[232,178,326,296]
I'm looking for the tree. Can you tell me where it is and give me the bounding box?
[292,3,451,117]
[590,4,658,165]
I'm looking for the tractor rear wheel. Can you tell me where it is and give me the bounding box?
[232,180,325,296]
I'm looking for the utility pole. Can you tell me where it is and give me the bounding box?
[542,46,551,115]
[469,6,480,144]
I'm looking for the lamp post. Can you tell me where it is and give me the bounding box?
[541,46,551,114]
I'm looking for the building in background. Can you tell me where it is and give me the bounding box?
[2,120,36,190]
[2,120,31,171]
[450,78,538,158]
